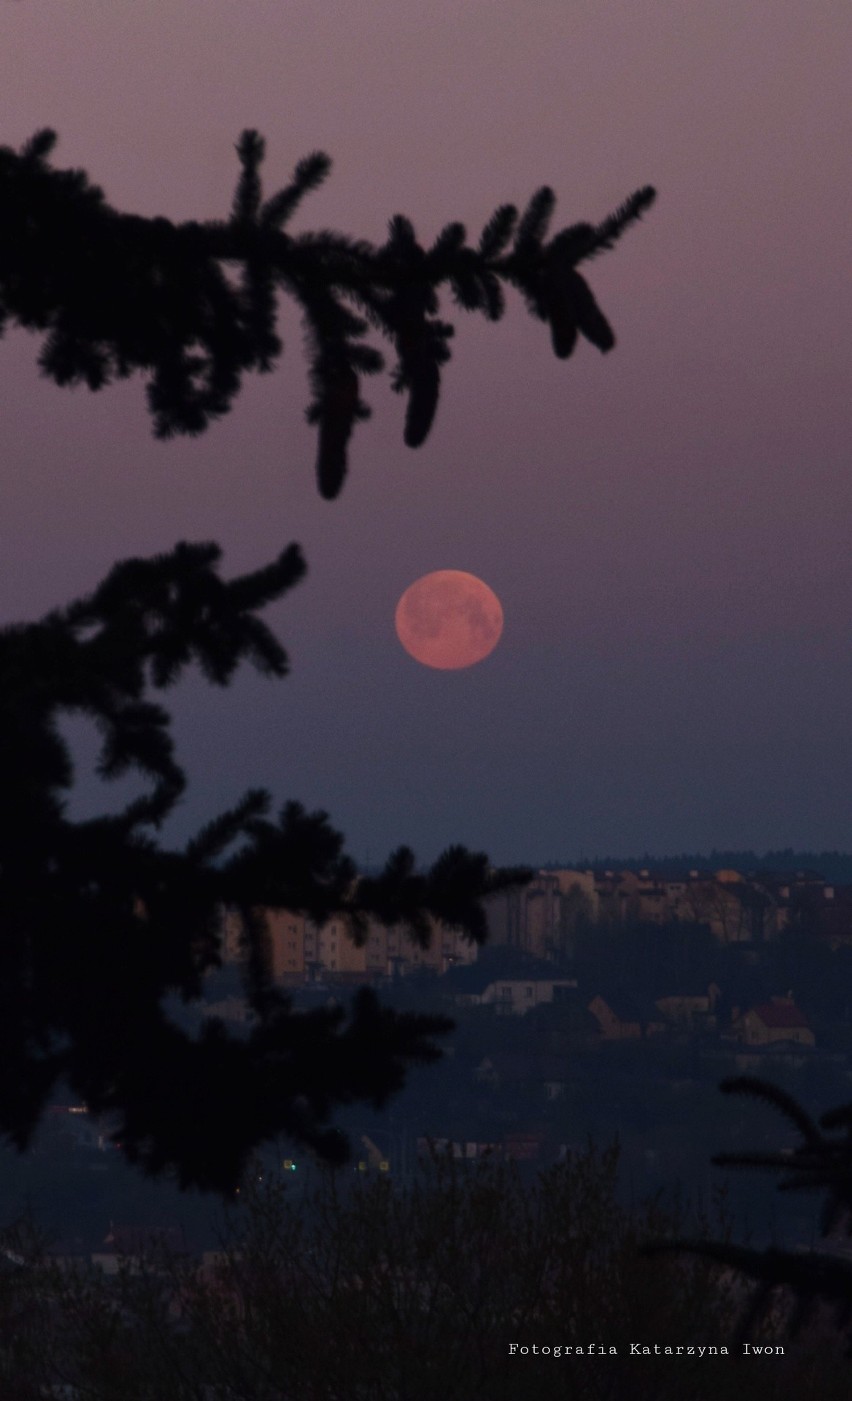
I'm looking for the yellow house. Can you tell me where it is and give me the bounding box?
[220,906,311,983]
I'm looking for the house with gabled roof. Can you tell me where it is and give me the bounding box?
[733,995,815,1047]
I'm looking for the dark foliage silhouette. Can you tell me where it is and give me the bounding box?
[0,131,655,1193]
[0,129,655,498]
[13,1147,843,1400]
[644,1076,852,1352]
[1,542,530,1192]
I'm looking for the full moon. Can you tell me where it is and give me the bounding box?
[395,570,504,670]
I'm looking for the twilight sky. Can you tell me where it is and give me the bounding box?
[3,1,852,867]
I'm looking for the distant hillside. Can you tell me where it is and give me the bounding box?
[555,850,852,884]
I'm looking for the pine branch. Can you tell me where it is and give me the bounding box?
[261,150,332,228]
[718,1076,826,1150]
[579,184,657,263]
[0,546,531,1191]
[646,1076,852,1352]
[644,1238,852,1354]
[0,131,652,1193]
[514,187,556,254]
[232,130,265,225]
[478,203,518,258]
[0,130,655,496]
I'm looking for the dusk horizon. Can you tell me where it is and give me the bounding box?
[4,6,852,1381]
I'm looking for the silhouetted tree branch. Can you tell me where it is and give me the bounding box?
[643,1076,852,1353]
[1,131,654,1193]
[1,543,530,1191]
[0,129,655,498]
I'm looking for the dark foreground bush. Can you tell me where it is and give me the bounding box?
[0,1144,845,1400]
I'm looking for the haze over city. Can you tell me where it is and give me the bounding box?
[4,2,852,867]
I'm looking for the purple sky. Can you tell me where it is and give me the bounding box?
[3,3,852,866]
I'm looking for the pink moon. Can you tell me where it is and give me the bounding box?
[394,570,504,670]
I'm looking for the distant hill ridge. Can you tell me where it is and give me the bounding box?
[552,851,852,884]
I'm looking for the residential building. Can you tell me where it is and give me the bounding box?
[732,995,815,1048]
